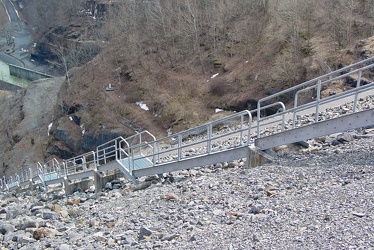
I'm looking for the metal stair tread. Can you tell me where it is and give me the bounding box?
[119,155,153,171]
[42,172,60,182]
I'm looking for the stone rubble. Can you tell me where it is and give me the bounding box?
[0,97,373,249]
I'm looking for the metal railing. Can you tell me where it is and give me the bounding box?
[257,56,374,138]
[62,151,97,176]
[96,130,156,165]
[121,110,253,174]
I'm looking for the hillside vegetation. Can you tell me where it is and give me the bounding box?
[1,0,374,174]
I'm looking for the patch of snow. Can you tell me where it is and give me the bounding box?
[167,128,173,136]
[211,73,219,79]
[69,116,73,121]
[245,61,249,63]
[136,101,149,111]
[80,124,85,136]
[215,108,224,113]
[47,123,53,136]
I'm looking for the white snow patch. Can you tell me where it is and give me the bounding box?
[47,123,53,136]
[80,124,85,136]
[69,116,73,121]
[136,101,149,111]
[211,73,219,79]
[215,108,224,113]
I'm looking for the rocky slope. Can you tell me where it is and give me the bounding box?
[0,132,372,250]
[0,95,373,249]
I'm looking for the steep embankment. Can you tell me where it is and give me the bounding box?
[0,77,64,176]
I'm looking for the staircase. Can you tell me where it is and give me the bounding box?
[2,57,374,193]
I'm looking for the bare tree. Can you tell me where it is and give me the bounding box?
[1,23,13,46]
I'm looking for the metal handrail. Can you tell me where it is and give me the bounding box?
[254,102,286,138]
[63,151,97,176]
[257,57,374,138]
[97,136,129,165]
[292,82,374,126]
[258,56,374,105]
[123,110,253,173]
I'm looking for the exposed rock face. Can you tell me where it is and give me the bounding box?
[0,76,136,175]
[0,78,64,175]
[49,118,127,157]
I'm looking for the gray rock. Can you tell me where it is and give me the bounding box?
[104,182,113,190]
[0,222,16,234]
[15,234,37,244]
[133,181,152,191]
[139,226,153,240]
[352,212,366,218]
[161,234,180,241]
[6,210,20,220]
[30,205,44,214]
[20,219,39,230]
[337,132,355,143]
[41,210,60,220]
[57,244,71,250]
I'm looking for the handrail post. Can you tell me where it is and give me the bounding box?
[207,124,212,154]
[92,151,97,170]
[178,134,182,161]
[279,102,286,131]
[15,174,20,187]
[114,139,118,161]
[293,91,300,129]
[315,79,322,123]
[247,111,252,145]
[240,115,244,145]
[152,141,156,166]
[130,147,134,173]
[353,70,362,112]
[257,101,261,139]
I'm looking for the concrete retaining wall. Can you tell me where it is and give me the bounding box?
[9,64,52,81]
